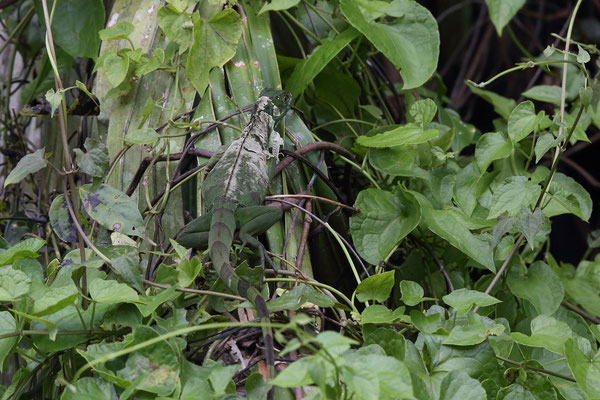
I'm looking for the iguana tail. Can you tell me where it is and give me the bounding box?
[209,198,275,379]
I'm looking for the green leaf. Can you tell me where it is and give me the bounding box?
[409,98,437,128]
[177,257,203,288]
[124,128,160,145]
[209,365,238,396]
[0,238,45,266]
[39,0,104,60]
[410,310,443,334]
[400,280,429,306]
[522,85,562,105]
[508,101,537,143]
[414,194,495,271]
[158,6,193,52]
[79,184,145,237]
[576,45,591,64]
[515,208,548,249]
[61,377,112,400]
[545,173,592,221]
[0,311,18,368]
[259,0,300,14]
[186,9,243,94]
[49,195,78,243]
[4,148,47,187]
[565,338,600,399]
[98,21,134,41]
[485,0,526,36]
[357,124,439,147]
[89,278,139,304]
[507,261,563,315]
[467,82,516,118]
[99,245,144,292]
[488,176,540,219]
[356,271,395,303]
[350,188,420,264]
[73,138,109,178]
[439,370,487,400]
[444,313,491,346]
[45,88,62,115]
[103,53,129,87]
[124,326,180,395]
[442,288,501,314]
[361,305,406,324]
[343,349,414,399]
[270,357,314,387]
[534,133,560,163]
[557,261,600,317]
[454,162,497,216]
[0,269,31,301]
[475,132,513,171]
[33,283,79,316]
[340,0,439,89]
[287,27,359,98]
[369,147,426,178]
[511,315,574,355]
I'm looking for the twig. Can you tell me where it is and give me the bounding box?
[562,301,600,324]
[496,355,576,383]
[143,279,245,301]
[266,194,358,212]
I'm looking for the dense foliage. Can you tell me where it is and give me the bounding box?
[0,0,599,399]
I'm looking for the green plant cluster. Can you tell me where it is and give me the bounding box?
[0,0,599,399]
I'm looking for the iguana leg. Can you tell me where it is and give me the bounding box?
[236,205,282,249]
[175,212,213,249]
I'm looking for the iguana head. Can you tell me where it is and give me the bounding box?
[259,89,292,125]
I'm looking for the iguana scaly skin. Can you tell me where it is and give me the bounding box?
[177,89,292,380]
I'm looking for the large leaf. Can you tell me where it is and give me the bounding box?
[488,176,540,219]
[38,0,104,60]
[507,101,537,143]
[4,148,47,187]
[186,9,242,94]
[511,315,574,355]
[544,173,592,221]
[0,238,45,266]
[414,194,495,271]
[485,0,526,36]
[89,278,139,304]
[564,338,600,399]
[442,289,501,314]
[0,312,17,368]
[443,313,491,346]
[350,188,420,264]
[439,370,486,400]
[357,124,439,147]
[73,138,109,178]
[356,271,395,303]
[340,0,439,89]
[157,6,193,52]
[258,0,300,14]
[557,261,600,317]
[32,283,79,317]
[79,184,145,237]
[0,269,31,301]
[475,132,512,172]
[522,85,562,105]
[507,261,563,315]
[49,195,78,243]
[61,377,112,400]
[287,27,359,97]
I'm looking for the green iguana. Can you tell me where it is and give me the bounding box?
[177,89,292,380]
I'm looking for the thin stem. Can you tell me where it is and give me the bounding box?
[496,355,576,382]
